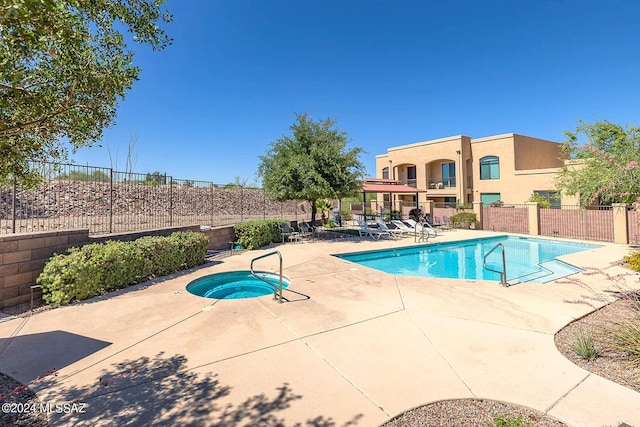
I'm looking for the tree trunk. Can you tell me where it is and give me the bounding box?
[310,200,317,226]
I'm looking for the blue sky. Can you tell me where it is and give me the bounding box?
[69,0,640,185]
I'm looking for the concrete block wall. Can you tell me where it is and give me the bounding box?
[0,230,90,308]
[200,225,236,250]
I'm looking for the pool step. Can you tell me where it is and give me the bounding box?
[518,259,581,284]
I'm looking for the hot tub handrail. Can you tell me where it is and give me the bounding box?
[250,251,284,303]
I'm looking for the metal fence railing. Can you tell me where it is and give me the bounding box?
[0,162,310,235]
[539,205,614,242]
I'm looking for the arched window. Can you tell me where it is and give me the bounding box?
[382,167,389,179]
[480,156,500,180]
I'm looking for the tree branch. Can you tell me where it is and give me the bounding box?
[0,82,31,93]
[0,104,94,137]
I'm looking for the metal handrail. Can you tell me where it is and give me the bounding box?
[483,243,508,286]
[250,251,284,303]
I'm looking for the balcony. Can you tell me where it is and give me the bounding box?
[400,179,417,188]
[427,177,456,189]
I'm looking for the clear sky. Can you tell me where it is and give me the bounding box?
[69,0,640,185]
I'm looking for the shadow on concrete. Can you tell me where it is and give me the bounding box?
[52,352,363,426]
[0,330,111,384]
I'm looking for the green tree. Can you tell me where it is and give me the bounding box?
[0,0,172,186]
[258,113,365,225]
[555,120,640,207]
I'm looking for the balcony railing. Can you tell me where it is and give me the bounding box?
[427,177,456,189]
[400,179,417,188]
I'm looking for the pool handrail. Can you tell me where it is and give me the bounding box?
[483,243,508,286]
[250,251,284,303]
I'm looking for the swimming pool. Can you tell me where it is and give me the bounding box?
[334,236,600,284]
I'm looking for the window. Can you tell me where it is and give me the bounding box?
[481,193,501,205]
[407,166,416,187]
[441,162,456,187]
[382,167,389,179]
[480,156,500,180]
[533,190,561,208]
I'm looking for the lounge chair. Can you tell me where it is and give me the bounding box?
[356,220,391,240]
[421,220,442,237]
[278,223,300,243]
[375,218,408,238]
[391,219,416,234]
[403,219,432,240]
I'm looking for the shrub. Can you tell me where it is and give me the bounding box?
[490,200,504,207]
[340,209,352,221]
[38,231,209,307]
[167,231,209,269]
[487,414,531,427]
[234,219,285,250]
[527,192,550,209]
[134,236,182,277]
[570,328,599,360]
[609,312,640,365]
[623,251,640,272]
[450,212,477,229]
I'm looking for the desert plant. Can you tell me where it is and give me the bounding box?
[489,200,504,207]
[570,328,600,360]
[486,414,531,427]
[450,212,477,229]
[316,199,333,223]
[608,309,640,365]
[622,251,640,272]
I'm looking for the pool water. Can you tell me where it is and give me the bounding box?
[335,236,599,284]
[186,271,289,299]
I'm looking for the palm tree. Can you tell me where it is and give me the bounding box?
[316,199,333,224]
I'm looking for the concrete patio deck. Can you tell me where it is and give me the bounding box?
[1,230,639,426]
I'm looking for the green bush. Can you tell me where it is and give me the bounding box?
[167,231,209,269]
[134,236,182,277]
[450,212,477,229]
[234,219,286,250]
[37,231,209,307]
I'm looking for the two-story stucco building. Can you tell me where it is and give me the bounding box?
[375,133,567,209]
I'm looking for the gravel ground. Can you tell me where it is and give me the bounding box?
[382,399,567,427]
[2,292,638,426]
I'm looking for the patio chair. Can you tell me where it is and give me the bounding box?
[278,222,301,243]
[391,219,416,234]
[356,220,391,240]
[298,222,316,241]
[374,218,408,238]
